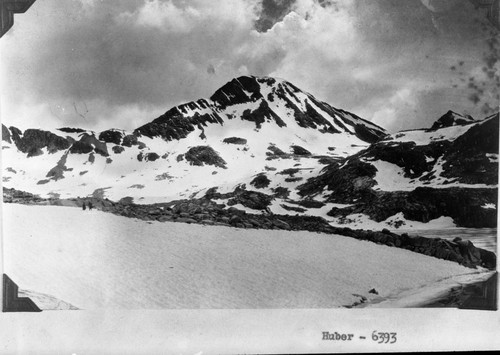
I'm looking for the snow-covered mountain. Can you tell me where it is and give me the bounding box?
[134,76,386,144]
[1,76,386,202]
[2,76,498,228]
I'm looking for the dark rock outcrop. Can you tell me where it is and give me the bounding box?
[291,145,311,156]
[69,133,109,157]
[281,204,307,213]
[9,128,71,156]
[278,168,300,176]
[2,124,12,143]
[441,113,499,185]
[70,141,94,155]
[144,152,160,162]
[305,100,386,142]
[250,173,271,189]
[299,159,377,203]
[135,110,223,142]
[57,127,85,134]
[184,146,227,168]
[210,76,263,107]
[288,99,341,134]
[266,144,290,160]
[98,129,123,145]
[227,190,274,210]
[241,100,286,129]
[121,134,139,147]
[112,145,125,154]
[272,186,290,198]
[365,141,441,178]
[223,137,248,145]
[46,152,72,181]
[326,187,497,228]
[3,187,46,204]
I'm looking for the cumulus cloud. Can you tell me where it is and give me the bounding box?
[0,0,497,133]
[0,0,261,130]
[257,0,498,131]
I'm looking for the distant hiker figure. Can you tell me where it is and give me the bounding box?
[88,202,93,211]
[82,202,86,211]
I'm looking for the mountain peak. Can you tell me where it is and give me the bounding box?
[431,110,475,130]
[209,75,293,108]
[134,75,387,144]
[209,76,263,107]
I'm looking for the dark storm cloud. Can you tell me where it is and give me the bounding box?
[254,0,297,32]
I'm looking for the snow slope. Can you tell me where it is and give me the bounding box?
[2,204,487,309]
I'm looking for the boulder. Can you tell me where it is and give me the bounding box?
[229,215,243,225]
[227,206,246,215]
[272,219,291,230]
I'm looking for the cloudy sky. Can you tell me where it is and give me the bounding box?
[0,0,498,133]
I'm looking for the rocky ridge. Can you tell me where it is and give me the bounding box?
[297,113,499,228]
[3,186,496,270]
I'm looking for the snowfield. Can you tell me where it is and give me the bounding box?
[384,123,476,146]
[2,204,490,310]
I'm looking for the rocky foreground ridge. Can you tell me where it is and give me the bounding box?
[4,187,496,270]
